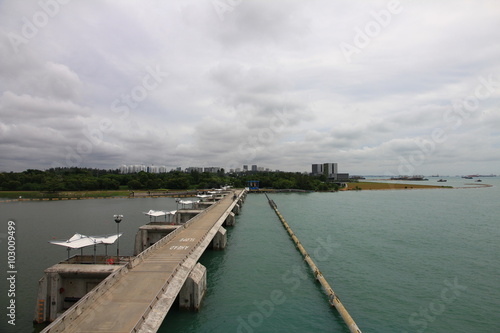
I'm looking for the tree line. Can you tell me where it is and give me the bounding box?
[0,167,340,192]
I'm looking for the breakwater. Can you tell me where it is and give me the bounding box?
[265,193,362,333]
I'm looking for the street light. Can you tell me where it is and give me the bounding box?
[114,214,123,263]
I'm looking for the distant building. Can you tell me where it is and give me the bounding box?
[246,180,260,190]
[204,167,221,173]
[312,164,325,175]
[312,162,348,180]
[336,173,350,181]
[147,165,158,173]
[243,165,248,172]
[251,165,258,172]
[323,163,338,179]
[120,164,172,174]
[185,167,203,173]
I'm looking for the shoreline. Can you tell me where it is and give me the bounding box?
[341,181,452,191]
[1,181,492,202]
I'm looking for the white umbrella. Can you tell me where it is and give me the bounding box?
[50,233,122,261]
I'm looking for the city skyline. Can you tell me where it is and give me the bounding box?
[119,163,276,174]
[1,1,499,175]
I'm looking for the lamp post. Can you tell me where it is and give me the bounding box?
[114,214,123,263]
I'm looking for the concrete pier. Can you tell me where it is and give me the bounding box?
[224,211,236,226]
[211,226,227,250]
[38,189,246,333]
[134,225,180,255]
[179,262,206,311]
[174,210,204,224]
[34,259,127,323]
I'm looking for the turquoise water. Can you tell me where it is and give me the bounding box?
[1,178,499,332]
[162,179,499,333]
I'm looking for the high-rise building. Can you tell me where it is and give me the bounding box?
[312,164,323,175]
[251,165,258,171]
[323,163,338,178]
[312,162,346,180]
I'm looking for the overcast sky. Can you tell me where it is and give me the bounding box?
[1,0,499,175]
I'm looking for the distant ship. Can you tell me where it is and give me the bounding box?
[437,179,447,182]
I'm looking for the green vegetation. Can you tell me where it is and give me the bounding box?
[0,167,340,196]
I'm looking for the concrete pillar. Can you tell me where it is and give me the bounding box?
[48,272,62,321]
[34,275,48,323]
[224,211,235,227]
[141,229,148,252]
[179,263,206,311]
[232,203,241,215]
[134,229,147,255]
[211,226,227,250]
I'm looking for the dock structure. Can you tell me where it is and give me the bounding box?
[39,189,246,333]
[265,194,362,333]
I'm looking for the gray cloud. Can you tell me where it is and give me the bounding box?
[0,0,499,174]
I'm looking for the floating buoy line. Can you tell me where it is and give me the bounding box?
[265,193,362,333]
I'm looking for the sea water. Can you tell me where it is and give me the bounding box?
[1,177,498,332]
[162,178,499,333]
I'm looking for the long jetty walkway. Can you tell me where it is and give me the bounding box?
[41,189,246,333]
